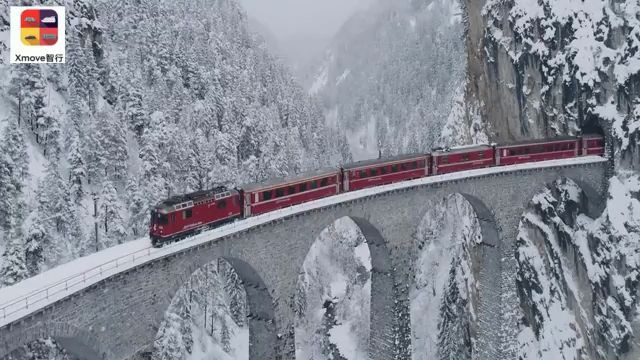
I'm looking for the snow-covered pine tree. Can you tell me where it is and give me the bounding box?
[0,121,29,232]
[38,105,62,161]
[36,163,85,263]
[123,83,148,137]
[94,111,128,181]
[221,319,231,353]
[0,230,28,286]
[9,63,46,131]
[186,130,213,192]
[125,179,147,238]
[99,180,126,247]
[436,259,472,359]
[67,131,86,203]
[24,218,46,276]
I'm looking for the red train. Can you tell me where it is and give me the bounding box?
[149,134,604,246]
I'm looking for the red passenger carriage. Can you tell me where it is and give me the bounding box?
[581,134,605,156]
[149,187,242,246]
[242,168,341,217]
[431,145,494,175]
[341,154,429,192]
[497,137,579,166]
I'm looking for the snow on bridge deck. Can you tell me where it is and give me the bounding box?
[0,156,607,328]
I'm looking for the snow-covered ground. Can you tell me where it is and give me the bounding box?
[0,156,606,328]
[295,217,371,360]
[410,194,481,359]
[153,260,249,360]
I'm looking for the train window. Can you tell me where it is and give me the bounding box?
[217,200,226,209]
[524,148,529,154]
[462,154,469,161]
[311,180,318,189]
[359,170,367,178]
[321,178,328,187]
[263,190,272,201]
[371,168,378,176]
[183,208,192,219]
[392,164,398,172]
[441,157,449,164]
[276,188,285,197]
[380,166,387,175]
[288,186,296,195]
[300,183,307,192]
[155,213,168,225]
[478,152,484,158]
[171,213,176,223]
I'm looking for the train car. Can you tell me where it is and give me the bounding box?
[497,137,579,166]
[431,144,494,175]
[580,134,605,156]
[241,168,341,217]
[149,187,242,246]
[341,153,429,192]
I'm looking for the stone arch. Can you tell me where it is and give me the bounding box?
[409,192,502,359]
[1,321,111,360]
[153,256,276,360]
[294,216,397,360]
[222,257,277,360]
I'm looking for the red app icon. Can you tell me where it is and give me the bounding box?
[20,8,58,46]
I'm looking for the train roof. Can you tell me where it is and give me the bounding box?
[341,153,428,170]
[154,186,238,212]
[431,144,492,155]
[242,167,340,192]
[496,136,578,148]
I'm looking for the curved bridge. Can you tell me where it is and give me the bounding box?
[0,157,607,360]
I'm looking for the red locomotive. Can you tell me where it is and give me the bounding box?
[150,187,242,246]
[150,134,605,246]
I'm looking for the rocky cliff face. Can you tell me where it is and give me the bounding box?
[516,176,640,359]
[459,1,640,359]
[462,0,639,170]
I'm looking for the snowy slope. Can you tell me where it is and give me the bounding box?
[295,217,371,360]
[306,0,466,160]
[411,193,480,359]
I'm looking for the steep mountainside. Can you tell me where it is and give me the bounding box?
[462,0,639,169]
[306,0,465,160]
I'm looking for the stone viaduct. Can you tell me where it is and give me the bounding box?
[0,159,607,360]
